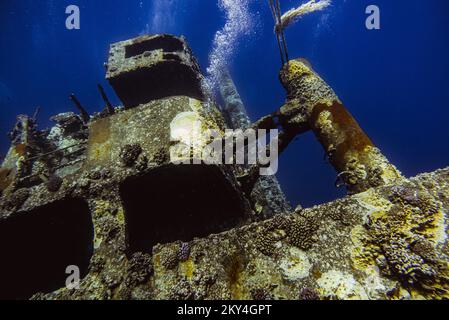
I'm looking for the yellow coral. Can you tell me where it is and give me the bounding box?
[179,258,195,281]
[351,187,449,299]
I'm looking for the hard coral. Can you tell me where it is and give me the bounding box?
[126,252,153,286]
[169,279,194,300]
[286,215,318,250]
[135,154,148,172]
[251,288,273,300]
[354,186,449,298]
[299,287,320,300]
[120,144,142,167]
[0,168,13,194]
[255,231,276,256]
[151,147,169,165]
[160,247,179,270]
[46,174,63,192]
[265,214,289,231]
[5,188,30,210]
[178,242,191,262]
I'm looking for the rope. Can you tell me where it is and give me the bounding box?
[268,0,289,66]
[268,0,285,65]
[280,0,331,30]
[275,0,289,62]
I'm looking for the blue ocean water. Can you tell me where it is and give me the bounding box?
[0,0,448,208]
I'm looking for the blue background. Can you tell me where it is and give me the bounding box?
[1,0,448,208]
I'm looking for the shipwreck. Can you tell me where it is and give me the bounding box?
[0,34,448,300]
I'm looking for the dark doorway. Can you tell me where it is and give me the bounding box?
[125,35,184,58]
[0,198,94,300]
[120,165,246,254]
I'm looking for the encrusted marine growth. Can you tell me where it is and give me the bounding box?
[0,168,14,195]
[106,34,205,108]
[251,288,274,300]
[254,211,319,256]
[298,287,320,300]
[352,185,449,298]
[255,230,277,256]
[285,214,319,250]
[160,246,180,270]
[218,67,293,217]
[120,144,142,167]
[125,252,153,286]
[2,188,30,211]
[178,242,191,262]
[45,174,63,192]
[279,59,403,194]
[1,32,448,301]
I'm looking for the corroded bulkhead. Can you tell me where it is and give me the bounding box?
[84,95,251,253]
[106,34,205,108]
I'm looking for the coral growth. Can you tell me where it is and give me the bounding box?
[352,186,449,298]
[151,147,169,165]
[4,188,30,211]
[286,215,318,250]
[125,252,153,286]
[46,175,63,192]
[299,287,320,300]
[120,144,142,167]
[279,0,332,31]
[0,168,13,194]
[255,231,276,256]
[279,59,402,194]
[160,246,180,270]
[251,288,273,300]
[178,242,191,262]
